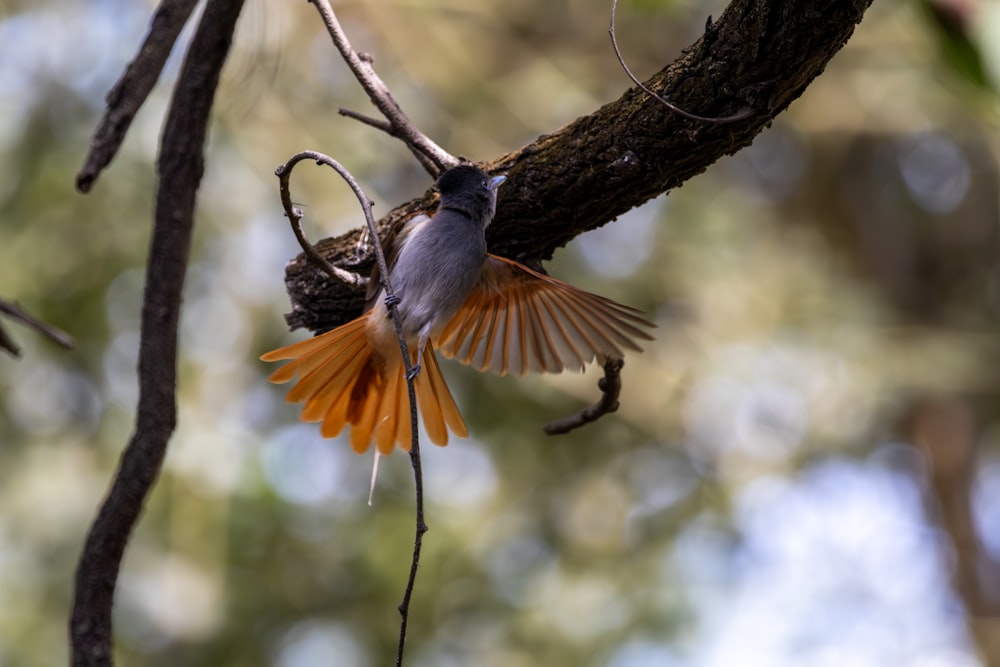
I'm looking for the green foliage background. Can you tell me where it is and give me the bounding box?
[1,1,999,665]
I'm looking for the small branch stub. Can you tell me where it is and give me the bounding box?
[544,358,625,435]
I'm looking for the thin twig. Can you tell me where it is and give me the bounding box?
[338,108,441,176]
[76,0,200,193]
[275,159,366,288]
[338,107,394,134]
[0,299,76,356]
[308,0,459,176]
[274,150,426,667]
[544,358,625,435]
[70,1,246,665]
[609,0,752,124]
[0,324,18,357]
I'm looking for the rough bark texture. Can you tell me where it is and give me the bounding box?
[69,0,245,664]
[282,0,874,334]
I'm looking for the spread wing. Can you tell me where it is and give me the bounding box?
[435,254,655,376]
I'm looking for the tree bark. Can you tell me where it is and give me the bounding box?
[69,1,245,665]
[281,0,874,334]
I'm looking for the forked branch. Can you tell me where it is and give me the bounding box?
[70,1,246,665]
[308,0,459,176]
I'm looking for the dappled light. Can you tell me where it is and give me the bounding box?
[2,0,999,665]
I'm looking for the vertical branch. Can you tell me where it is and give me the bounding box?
[69,1,245,665]
[910,397,1000,665]
[396,440,427,667]
[273,151,427,666]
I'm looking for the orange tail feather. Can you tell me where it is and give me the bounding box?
[261,313,468,453]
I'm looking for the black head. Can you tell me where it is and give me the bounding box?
[436,165,505,222]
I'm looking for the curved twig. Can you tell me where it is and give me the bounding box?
[275,160,366,288]
[609,0,752,124]
[76,0,200,192]
[308,0,459,176]
[544,358,624,435]
[273,150,427,667]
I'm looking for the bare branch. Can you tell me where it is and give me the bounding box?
[609,0,752,124]
[273,150,427,666]
[275,158,367,288]
[0,299,75,357]
[544,358,625,435]
[307,0,459,176]
[284,0,876,334]
[70,1,246,664]
[338,107,394,134]
[76,0,200,193]
[338,108,441,175]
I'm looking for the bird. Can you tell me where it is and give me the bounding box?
[261,164,655,455]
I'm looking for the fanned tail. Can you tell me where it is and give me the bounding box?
[261,313,467,453]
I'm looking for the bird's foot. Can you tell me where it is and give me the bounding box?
[406,364,421,381]
[384,293,401,308]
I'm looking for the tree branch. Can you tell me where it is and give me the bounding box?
[609,0,752,124]
[274,152,428,666]
[0,298,75,357]
[69,1,245,665]
[281,0,875,335]
[76,0,200,193]
[308,0,458,176]
[277,157,368,289]
[544,358,624,435]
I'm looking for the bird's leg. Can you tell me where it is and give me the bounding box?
[406,334,428,381]
[406,345,423,381]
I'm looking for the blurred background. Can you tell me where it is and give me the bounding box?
[1,0,999,665]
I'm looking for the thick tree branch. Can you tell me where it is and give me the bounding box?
[69,1,245,665]
[282,0,874,334]
[609,0,752,124]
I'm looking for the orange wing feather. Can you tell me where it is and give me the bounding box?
[435,254,655,376]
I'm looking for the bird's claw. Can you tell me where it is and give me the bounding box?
[406,364,421,381]
[384,293,401,309]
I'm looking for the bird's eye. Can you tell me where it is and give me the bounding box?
[481,179,487,188]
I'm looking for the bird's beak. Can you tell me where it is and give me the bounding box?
[489,175,507,191]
